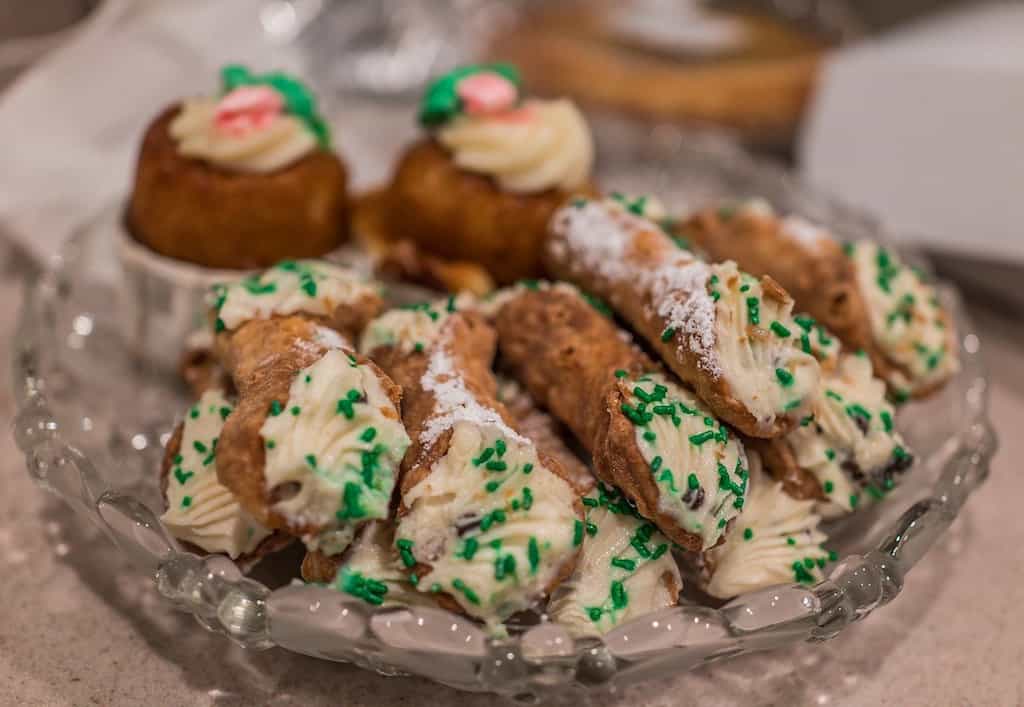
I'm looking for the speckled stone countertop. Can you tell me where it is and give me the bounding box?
[1,274,1022,707]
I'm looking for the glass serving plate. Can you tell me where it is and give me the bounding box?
[10,134,996,701]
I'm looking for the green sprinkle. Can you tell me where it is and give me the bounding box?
[743,528,753,541]
[485,460,507,472]
[219,407,232,421]
[360,427,377,443]
[740,284,750,292]
[522,463,533,474]
[610,580,628,609]
[265,439,276,449]
[650,455,663,472]
[336,482,367,520]
[824,480,834,493]
[573,520,584,546]
[733,497,744,509]
[849,494,860,509]
[181,496,192,508]
[192,440,208,454]
[892,389,911,405]
[495,439,507,456]
[793,561,815,584]
[413,342,424,353]
[409,573,419,586]
[611,557,636,571]
[801,415,814,427]
[746,297,760,325]
[582,497,599,508]
[451,579,480,605]
[661,327,676,342]
[173,468,193,485]
[485,480,501,493]
[770,321,791,338]
[825,448,836,461]
[614,369,628,379]
[785,398,803,411]
[188,406,199,420]
[522,487,533,510]
[651,543,668,560]
[472,448,494,466]
[528,537,540,573]
[461,537,478,560]
[588,607,603,622]
[689,430,716,446]
[446,295,457,313]
[786,537,796,546]
[643,429,656,442]
[657,469,678,492]
[775,368,794,387]
[214,318,226,333]
[828,550,839,562]
[585,521,598,537]
[800,333,812,354]
[825,390,843,402]
[718,518,727,529]
[430,583,442,593]
[846,403,872,423]
[305,453,317,469]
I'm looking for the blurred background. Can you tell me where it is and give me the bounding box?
[0,0,1020,304]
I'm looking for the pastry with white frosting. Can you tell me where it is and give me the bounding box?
[215,315,409,557]
[128,64,350,269]
[366,309,582,627]
[493,284,750,552]
[680,200,958,398]
[379,63,597,285]
[544,196,822,439]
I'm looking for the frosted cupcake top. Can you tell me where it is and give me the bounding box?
[170,65,330,173]
[419,64,593,194]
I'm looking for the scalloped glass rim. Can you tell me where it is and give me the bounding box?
[10,133,997,700]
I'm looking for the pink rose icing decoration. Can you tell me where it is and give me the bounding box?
[456,72,518,116]
[214,85,283,137]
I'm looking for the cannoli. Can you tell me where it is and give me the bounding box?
[209,259,382,340]
[754,350,914,517]
[702,454,831,599]
[160,388,291,568]
[679,201,958,398]
[493,285,749,552]
[548,484,681,636]
[545,197,821,438]
[364,310,582,625]
[216,316,410,556]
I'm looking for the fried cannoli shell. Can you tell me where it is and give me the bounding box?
[494,288,707,552]
[301,548,343,584]
[375,312,582,607]
[215,316,402,533]
[384,139,597,285]
[744,436,826,502]
[160,422,294,571]
[544,221,792,439]
[499,380,595,496]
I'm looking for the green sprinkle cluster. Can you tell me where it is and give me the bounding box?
[339,568,388,606]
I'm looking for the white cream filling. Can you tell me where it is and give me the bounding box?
[260,349,410,548]
[850,241,958,394]
[438,98,593,193]
[624,372,748,549]
[396,421,579,624]
[359,294,475,356]
[549,485,679,636]
[705,469,829,599]
[332,522,438,608]
[162,390,272,558]
[709,262,821,427]
[788,352,912,517]
[212,261,379,332]
[170,97,317,173]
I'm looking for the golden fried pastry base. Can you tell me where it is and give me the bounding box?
[384,140,597,285]
[494,288,710,552]
[127,105,350,270]
[215,316,402,534]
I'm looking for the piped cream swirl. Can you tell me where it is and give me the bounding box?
[437,99,593,193]
[170,97,317,173]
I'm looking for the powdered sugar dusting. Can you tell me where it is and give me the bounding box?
[649,259,721,377]
[550,199,721,377]
[419,335,524,450]
[314,325,350,351]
